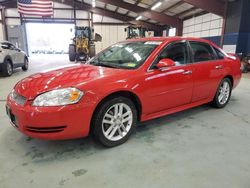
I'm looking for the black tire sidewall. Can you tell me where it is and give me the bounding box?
[241,63,248,73]
[93,96,137,147]
[2,59,13,77]
[22,58,29,71]
[69,44,76,62]
[213,78,232,108]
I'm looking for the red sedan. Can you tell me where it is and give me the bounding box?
[6,37,241,147]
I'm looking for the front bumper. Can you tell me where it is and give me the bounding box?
[6,96,95,140]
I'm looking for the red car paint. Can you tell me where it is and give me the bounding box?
[6,37,242,140]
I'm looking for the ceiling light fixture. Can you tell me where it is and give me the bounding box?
[151,2,162,10]
[136,16,142,20]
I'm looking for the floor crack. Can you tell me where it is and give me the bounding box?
[224,109,250,124]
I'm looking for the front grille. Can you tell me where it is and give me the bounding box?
[6,106,19,128]
[10,91,26,106]
[26,126,66,133]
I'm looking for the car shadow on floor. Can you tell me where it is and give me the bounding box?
[0,103,218,165]
[0,68,25,78]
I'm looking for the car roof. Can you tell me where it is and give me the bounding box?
[126,37,216,46]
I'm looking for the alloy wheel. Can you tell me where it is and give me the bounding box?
[102,103,133,141]
[7,62,12,75]
[218,81,230,105]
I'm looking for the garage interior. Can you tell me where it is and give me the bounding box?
[0,0,250,187]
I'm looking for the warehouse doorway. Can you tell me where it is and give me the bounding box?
[25,23,74,57]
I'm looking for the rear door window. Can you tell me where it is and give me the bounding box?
[189,41,216,63]
[213,47,225,60]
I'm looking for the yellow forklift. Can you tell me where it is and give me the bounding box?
[69,26,102,62]
[125,26,149,39]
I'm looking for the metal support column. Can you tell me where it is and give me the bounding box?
[1,7,8,40]
[220,0,228,47]
[73,0,76,25]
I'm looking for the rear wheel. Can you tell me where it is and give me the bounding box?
[92,96,137,147]
[89,44,96,58]
[241,62,248,73]
[211,78,232,108]
[69,44,76,62]
[22,58,29,71]
[1,59,13,77]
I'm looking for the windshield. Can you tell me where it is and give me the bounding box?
[88,41,162,69]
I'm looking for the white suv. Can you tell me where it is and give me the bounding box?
[0,41,29,77]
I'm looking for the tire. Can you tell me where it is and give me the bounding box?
[69,44,76,62]
[241,62,248,73]
[89,44,96,58]
[22,58,29,71]
[211,78,232,108]
[92,96,138,147]
[1,59,13,77]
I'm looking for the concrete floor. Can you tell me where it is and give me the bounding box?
[0,55,250,188]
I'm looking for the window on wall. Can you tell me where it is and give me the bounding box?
[189,42,216,62]
[169,28,176,36]
[182,13,223,38]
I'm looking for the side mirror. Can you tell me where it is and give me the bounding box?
[94,33,102,42]
[156,58,176,70]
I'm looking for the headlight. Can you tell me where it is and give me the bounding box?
[9,89,15,100]
[9,89,26,106]
[32,88,84,107]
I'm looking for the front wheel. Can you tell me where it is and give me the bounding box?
[1,60,13,77]
[92,96,137,147]
[22,58,29,71]
[211,78,232,108]
[69,44,76,62]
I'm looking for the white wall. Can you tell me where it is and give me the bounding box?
[0,23,4,40]
[0,10,3,40]
[94,25,128,53]
[183,13,223,38]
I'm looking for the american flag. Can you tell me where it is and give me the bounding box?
[17,0,54,16]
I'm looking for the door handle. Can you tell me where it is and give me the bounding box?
[183,70,192,75]
[215,65,223,69]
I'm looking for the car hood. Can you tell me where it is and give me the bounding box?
[14,64,125,100]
